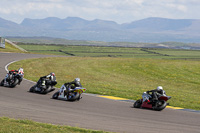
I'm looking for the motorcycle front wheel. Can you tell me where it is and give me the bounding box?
[29,85,36,92]
[52,91,59,99]
[133,99,142,108]
[0,79,4,86]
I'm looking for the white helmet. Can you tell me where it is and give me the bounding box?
[157,86,163,91]
[74,78,80,83]
[74,78,81,86]
[18,68,24,74]
[50,72,55,76]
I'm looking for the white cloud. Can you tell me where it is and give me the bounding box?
[0,0,200,24]
[177,5,187,12]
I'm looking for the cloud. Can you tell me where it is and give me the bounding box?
[0,0,200,24]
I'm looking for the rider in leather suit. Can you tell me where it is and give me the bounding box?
[146,86,166,101]
[59,78,82,99]
[39,72,56,89]
[4,68,24,85]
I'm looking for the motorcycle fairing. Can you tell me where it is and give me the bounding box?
[57,87,86,100]
[141,100,153,109]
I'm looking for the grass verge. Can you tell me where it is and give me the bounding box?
[0,117,109,133]
[0,42,26,53]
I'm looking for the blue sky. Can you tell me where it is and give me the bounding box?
[1,0,200,24]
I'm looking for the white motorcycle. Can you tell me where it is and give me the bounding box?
[52,87,86,101]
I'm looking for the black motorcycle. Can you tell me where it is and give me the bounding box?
[29,78,57,94]
[0,72,24,88]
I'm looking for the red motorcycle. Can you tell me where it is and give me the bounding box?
[134,92,171,111]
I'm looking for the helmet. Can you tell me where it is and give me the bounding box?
[74,78,80,83]
[18,68,24,74]
[74,78,81,86]
[18,68,23,72]
[50,72,55,76]
[157,86,163,91]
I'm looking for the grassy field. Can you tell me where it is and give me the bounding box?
[148,48,200,59]
[0,117,109,133]
[17,44,200,59]
[9,56,200,110]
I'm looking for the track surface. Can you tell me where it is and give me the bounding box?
[0,52,200,133]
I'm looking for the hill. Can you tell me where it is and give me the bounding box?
[1,17,200,43]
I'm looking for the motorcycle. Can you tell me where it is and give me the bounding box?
[29,78,57,94]
[133,92,171,111]
[52,87,86,101]
[0,71,24,88]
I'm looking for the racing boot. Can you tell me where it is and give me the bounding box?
[4,80,7,86]
[4,79,9,86]
[35,87,41,92]
[40,85,46,93]
[42,80,45,86]
[66,91,70,100]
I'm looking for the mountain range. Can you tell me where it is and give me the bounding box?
[1,17,200,43]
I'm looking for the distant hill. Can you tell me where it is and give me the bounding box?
[1,17,200,43]
[122,17,194,31]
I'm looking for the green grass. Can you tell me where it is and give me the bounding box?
[17,44,200,59]
[0,42,26,53]
[9,57,200,110]
[0,117,109,133]
[18,44,149,57]
[148,48,200,59]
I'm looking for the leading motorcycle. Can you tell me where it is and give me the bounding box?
[0,71,24,88]
[52,87,86,101]
[133,92,171,111]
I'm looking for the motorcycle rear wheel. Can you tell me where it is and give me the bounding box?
[153,100,167,111]
[10,79,19,88]
[68,92,80,101]
[42,87,55,94]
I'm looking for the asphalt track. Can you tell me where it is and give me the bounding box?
[0,52,200,133]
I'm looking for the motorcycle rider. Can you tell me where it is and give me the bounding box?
[59,78,82,99]
[4,68,24,85]
[146,86,166,102]
[39,72,56,90]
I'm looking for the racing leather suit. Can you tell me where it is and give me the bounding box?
[40,74,56,89]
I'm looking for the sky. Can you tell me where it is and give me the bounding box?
[0,0,200,24]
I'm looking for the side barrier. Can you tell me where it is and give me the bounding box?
[5,39,27,52]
